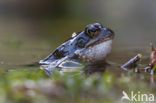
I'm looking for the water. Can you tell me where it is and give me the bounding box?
[0,17,154,74]
[0,0,156,102]
[0,17,156,103]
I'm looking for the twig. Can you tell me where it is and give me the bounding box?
[120,54,142,71]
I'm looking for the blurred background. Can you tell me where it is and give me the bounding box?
[0,0,156,67]
[0,1,156,103]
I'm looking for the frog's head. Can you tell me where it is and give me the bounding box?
[75,23,115,62]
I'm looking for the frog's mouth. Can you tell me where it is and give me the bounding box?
[85,31,114,48]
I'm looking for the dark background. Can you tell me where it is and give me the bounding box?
[0,0,156,65]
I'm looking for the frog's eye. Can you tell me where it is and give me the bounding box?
[77,37,86,48]
[85,25,99,38]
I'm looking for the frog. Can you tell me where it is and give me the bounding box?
[39,23,115,69]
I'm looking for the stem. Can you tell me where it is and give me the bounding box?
[120,54,142,70]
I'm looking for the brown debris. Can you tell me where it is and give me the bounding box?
[149,43,156,68]
[120,54,142,70]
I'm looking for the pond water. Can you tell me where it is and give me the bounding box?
[0,18,154,69]
[0,0,156,102]
[0,18,156,103]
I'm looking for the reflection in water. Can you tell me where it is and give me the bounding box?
[40,58,154,76]
[40,61,83,76]
[39,60,119,76]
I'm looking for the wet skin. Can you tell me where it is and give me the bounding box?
[39,23,115,67]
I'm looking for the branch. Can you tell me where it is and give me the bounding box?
[120,54,142,71]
